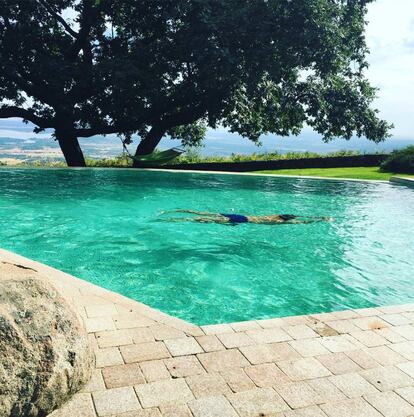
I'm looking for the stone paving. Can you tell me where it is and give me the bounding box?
[2,248,414,417]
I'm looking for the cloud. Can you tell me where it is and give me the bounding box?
[365,0,414,138]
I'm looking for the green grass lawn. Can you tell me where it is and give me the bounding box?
[255,166,414,181]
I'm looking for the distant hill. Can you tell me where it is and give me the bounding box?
[0,118,413,161]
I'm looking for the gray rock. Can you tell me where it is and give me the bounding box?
[0,262,94,417]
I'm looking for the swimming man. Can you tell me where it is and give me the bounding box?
[164,210,333,225]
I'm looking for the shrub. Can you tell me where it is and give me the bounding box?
[173,149,363,165]
[380,146,414,174]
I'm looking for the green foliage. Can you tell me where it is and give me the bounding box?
[1,0,392,166]
[380,146,414,174]
[174,149,363,164]
[16,149,366,167]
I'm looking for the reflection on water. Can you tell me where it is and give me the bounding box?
[0,168,413,324]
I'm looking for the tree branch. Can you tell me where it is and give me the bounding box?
[37,0,78,38]
[0,105,54,128]
[65,0,96,61]
[2,64,59,107]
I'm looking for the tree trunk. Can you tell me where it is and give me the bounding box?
[132,125,166,168]
[55,128,86,167]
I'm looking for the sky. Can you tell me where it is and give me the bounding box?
[1,0,413,156]
[364,0,414,139]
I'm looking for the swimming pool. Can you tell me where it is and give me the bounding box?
[1,168,413,324]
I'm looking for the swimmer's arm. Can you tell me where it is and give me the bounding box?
[171,209,220,216]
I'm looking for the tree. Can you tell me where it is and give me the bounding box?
[0,0,392,167]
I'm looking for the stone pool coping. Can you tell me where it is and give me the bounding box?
[2,247,414,417]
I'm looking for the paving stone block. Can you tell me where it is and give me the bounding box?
[365,391,414,417]
[95,347,124,368]
[189,395,238,417]
[326,320,360,334]
[85,317,116,333]
[277,357,331,381]
[229,321,262,332]
[270,342,303,361]
[186,373,231,398]
[227,387,290,416]
[201,323,235,335]
[320,398,382,417]
[352,317,389,331]
[135,379,194,408]
[332,310,360,320]
[82,369,106,393]
[375,328,407,343]
[350,330,388,348]
[196,335,225,352]
[393,325,414,341]
[283,325,319,340]
[390,341,414,360]
[197,349,249,372]
[245,363,291,388]
[309,322,339,338]
[96,329,134,348]
[310,312,338,322]
[345,350,379,370]
[85,304,118,318]
[220,368,256,392]
[113,313,155,330]
[115,409,161,417]
[150,324,186,340]
[289,339,330,358]
[129,328,155,344]
[320,335,360,353]
[217,332,255,348]
[360,365,414,391]
[353,308,383,317]
[366,346,406,366]
[284,405,328,417]
[328,372,378,398]
[140,360,170,382]
[246,327,292,344]
[164,337,203,356]
[239,343,281,365]
[307,377,347,403]
[396,386,414,406]
[380,314,412,326]
[48,393,96,417]
[284,315,313,325]
[164,355,205,378]
[397,361,414,378]
[102,363,145,389]
[256,317,287,328]
[316,352,362,375]
[275,381,321,409]
[120,342,170,363]
[92,387,141,416]
[159,404,192,417]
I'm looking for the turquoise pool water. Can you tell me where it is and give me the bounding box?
[1,168,413,325]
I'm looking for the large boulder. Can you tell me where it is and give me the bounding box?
[0,262,94,417]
